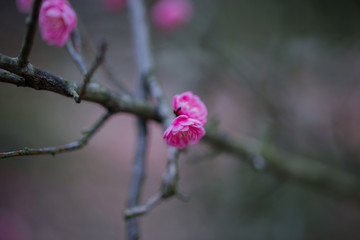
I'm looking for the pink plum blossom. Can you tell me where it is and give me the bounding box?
[39,0,77,47]
[151,0,193,32]
[163,115,205,149]
[173,91,207,125]
[102,0,127,12]
[16,0,33,13]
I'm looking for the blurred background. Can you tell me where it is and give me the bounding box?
[1,0,360,239]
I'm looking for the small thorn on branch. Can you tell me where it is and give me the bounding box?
[76,42,107,103]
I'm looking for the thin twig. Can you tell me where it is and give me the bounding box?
[124,147,181,219]
[66,39,87,75]
[70,28,82,53]
[18,0,43,68]
[77,42,107,103]
[67,31,128,99]
[77,19,131,94]
[68,26,130,93]
[160,147,180,198]
[0,111,112,159]
[124,148,183,219]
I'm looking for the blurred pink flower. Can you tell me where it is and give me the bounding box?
[39,0,77,47]
[16,0,33,13]
[163,115,205,149]
[102,0,127,12]
[151,0,193,32]
[174,91,207,125]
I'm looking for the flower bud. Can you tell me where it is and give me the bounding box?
[151,0,193,32]
[102,0,127,13]
[163,115,205,149]
[39,0,77,47]
[16,0,33,13]
[173,91,207,125]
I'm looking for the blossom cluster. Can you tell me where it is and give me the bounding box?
[163,91,207,149]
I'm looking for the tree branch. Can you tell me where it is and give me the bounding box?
[124,192,162,220]
[124,147,181,219]
[124,0,181,222]
[126,0,172,127]
[18,0,43,68]
[203,127,360,200]
[67,29,132,96]
[127,117,147,240]
[126,0,153,238]
[0,111,112,159]
[67,40,108,103]
[2,1,359,228]
[0,69,25,86]
[4,44,360,204]
[76,19,131,95]
[0,53,160,121]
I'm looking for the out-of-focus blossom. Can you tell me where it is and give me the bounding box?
[102,0,127,12]
[16,0,33,13]
[151,0,193,32]
[39,0,77,47]
[163,115,205,149]
[173,91,207,125]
